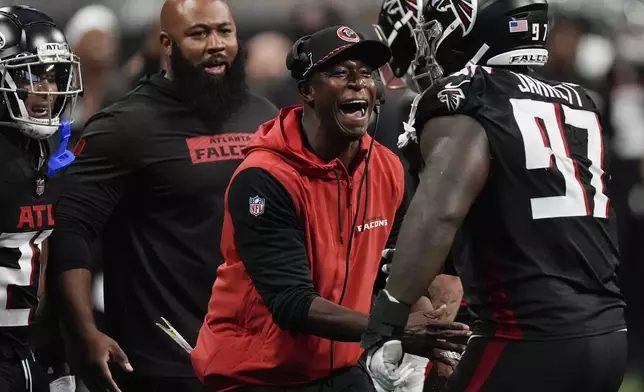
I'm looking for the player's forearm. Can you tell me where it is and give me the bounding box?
[386,116,489,306]
[386,213,459,306]
[55,268,98,339]
[301,297,368,342]
[427,275,463,322]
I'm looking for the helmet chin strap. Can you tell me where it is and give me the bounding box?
[17,120,58,139]
[398,89,429,149]
[468,44,490,67]
[0,119,58,139]
[0,120,20,129]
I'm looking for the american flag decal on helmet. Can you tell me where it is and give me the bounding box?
[432,0,477,36]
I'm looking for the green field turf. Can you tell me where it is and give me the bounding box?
[620,376,643,392]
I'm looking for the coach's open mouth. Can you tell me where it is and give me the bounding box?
[337,99,368,125]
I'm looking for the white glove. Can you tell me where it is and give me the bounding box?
[381,248,395,261]
[366,340,415,392]
[49,375,76,392]
[396,354,430,392]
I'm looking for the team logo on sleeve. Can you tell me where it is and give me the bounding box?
[432,0,478,36]
[437,80,468,112]
[249,196,265,217]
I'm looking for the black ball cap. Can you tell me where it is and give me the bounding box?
[288,25,392,80]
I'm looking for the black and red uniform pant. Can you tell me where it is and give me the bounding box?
[0,345,48,392]
[443,330,627,392]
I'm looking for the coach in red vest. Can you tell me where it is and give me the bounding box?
[191,25,469,391]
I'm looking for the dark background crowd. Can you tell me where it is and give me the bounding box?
[6,0,644,390]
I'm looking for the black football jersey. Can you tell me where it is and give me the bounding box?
[408,65,626,340]
[0,130,62,349]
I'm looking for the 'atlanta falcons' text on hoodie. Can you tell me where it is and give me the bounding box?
[191,105,408,390]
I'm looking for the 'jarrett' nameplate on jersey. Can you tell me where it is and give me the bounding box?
[185,133,252,164]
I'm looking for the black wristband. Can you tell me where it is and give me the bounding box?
[360,290,411,350]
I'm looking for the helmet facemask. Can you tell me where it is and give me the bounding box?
[373,13,447,93]
[373,22,411,90]
[373,0,427,90]
[0,42,82,139]
[408,16,444,93]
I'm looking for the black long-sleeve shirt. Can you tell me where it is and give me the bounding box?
[226,167,408,331]
[48,72,278,377]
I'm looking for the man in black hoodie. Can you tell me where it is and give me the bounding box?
[46,0,277,391]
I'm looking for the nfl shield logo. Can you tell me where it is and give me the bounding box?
[35,178,45,197]
[249,196,265,216]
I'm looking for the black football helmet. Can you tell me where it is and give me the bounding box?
[375,0,549,91]
[0,5,82,139]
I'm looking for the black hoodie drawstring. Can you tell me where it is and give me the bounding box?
[327,109,380,386]
[333,169,344,245]
[361,167,370,225]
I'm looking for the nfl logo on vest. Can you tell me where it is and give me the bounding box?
[249,196,265,216]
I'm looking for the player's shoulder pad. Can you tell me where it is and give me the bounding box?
[580,87,603,113]
[527,71,600,112]
[417,65,489,120]
[398,65,488,148]
[560,82,605,118]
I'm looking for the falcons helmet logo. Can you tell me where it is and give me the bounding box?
[431,0,478,36]
[437,81,469,112]
[381,0,423,25]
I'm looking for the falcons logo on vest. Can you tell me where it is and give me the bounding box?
[432,0,478,36]
[437,81,469,112]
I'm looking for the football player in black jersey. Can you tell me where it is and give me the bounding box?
[0,5,81,392]
[361,1,627,391]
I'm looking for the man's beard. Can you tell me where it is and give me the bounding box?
[170,42,249,125]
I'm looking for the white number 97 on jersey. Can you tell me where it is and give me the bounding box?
[511,99,609,220]
[0,230,52,327]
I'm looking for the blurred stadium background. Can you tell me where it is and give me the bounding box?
[5,0,644,390]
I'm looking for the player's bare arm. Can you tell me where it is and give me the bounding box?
[56,269,97,338]
[385,114,490,305]
[409,276,463,321]
[426,274,463,322]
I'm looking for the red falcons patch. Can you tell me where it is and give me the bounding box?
[432,0,478,36]
[336,26,360,43]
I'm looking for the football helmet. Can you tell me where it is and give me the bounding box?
[0,5,82,139]
[375,0,549,91]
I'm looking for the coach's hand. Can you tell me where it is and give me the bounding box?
[79,329,132,392]
[435,360,456,377]
[402,306,469,365]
